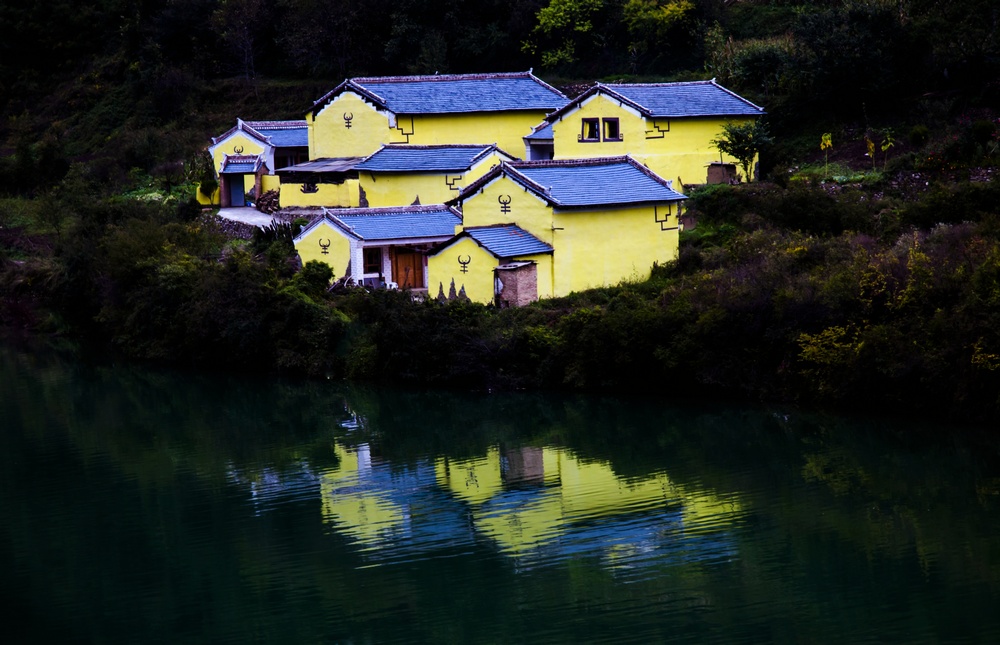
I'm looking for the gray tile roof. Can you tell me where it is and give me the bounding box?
[247,120,309,148]
[545,80,764,123]
[297,205,461,242]
[211,119,308,148]
[312,72,568,116]
[277,158,364,174]
[355,144,510,173]
[220,154,263,174]
[525,123,553,140]
[604,81,764,117]
[463,225,553,258]
[457,157,686,208]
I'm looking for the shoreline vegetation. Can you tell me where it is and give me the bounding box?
[4,172,1000,422]
[2,0,1000,421]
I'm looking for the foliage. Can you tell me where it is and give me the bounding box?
[820,132,832,176]
[711,121,773,183]
[622,0,694,67]
[523,0,606,67]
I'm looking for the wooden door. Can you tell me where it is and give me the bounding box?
[392,249,424,289]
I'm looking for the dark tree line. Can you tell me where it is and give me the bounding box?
[0,0,998,197]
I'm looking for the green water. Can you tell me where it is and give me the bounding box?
[2,342,999,644]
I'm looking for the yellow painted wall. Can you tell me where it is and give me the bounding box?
[211,132,265,174]
[427,237,497,304]
[310,92,393,159]
[550,94,758,184]
[359,172,459,208]
[462,176,554,243]
[359,151,510,208]
[260,175,280,193]
[294,219,353,278]
[195,183,220,206]
[280,180,359,208]
[429,236,554,305]
[311,92,546,161]
[549,203,679,296]
[405,112,550,158]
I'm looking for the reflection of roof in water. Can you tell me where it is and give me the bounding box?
[227,463,320,514]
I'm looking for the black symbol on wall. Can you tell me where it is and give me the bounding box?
[498,194,512,214]
[344,112,354,129]
[458,255,471,274]
[319,239,331,255]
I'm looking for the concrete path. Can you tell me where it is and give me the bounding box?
[217,207,278,228]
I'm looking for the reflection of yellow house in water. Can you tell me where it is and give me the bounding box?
[437,446,742,557]
[318,439,740,559]
[320,443,409,546]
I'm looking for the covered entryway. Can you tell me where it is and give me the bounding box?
[219,154,263,207]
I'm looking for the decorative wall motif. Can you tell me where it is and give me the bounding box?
[458,255,472,274]
[344,112,354,129]
[654,205,678,231]
[300,182,319,194]
[498,194,512,214]
[319,238,331,254]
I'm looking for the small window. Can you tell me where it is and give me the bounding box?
[603,118,621,141]
[580,118,600,142]
[363,248,382,274]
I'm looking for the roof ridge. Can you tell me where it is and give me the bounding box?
[352,71,534,84]
[245,120,307,129]
[323,204,453,216]
[377,143,496,150]
[509,156,631,168]
[464,223,521,230]
[604,80,714,88]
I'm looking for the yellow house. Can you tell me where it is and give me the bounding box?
[355,144,515,208]
[525,80,764,187]
[293,204,462,290]
[204,119,309,206]
[306,72,568,162]
[428,156,686,305]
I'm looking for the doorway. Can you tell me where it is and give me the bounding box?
[391,249,424,289]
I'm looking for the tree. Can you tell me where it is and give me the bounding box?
[213,0,269,82]
[522,0,605,67]
[711,120,773,183]
[622,0,693,64]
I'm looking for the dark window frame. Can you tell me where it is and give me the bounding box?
[363,247,382,274]
[602,118,622,142]
[580,118,600,142]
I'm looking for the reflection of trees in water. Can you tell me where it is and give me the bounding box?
[6,342,1000,642]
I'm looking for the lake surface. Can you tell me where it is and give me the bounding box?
[3,341,1000,644]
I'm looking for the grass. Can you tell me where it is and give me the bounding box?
[788,162,881,185]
